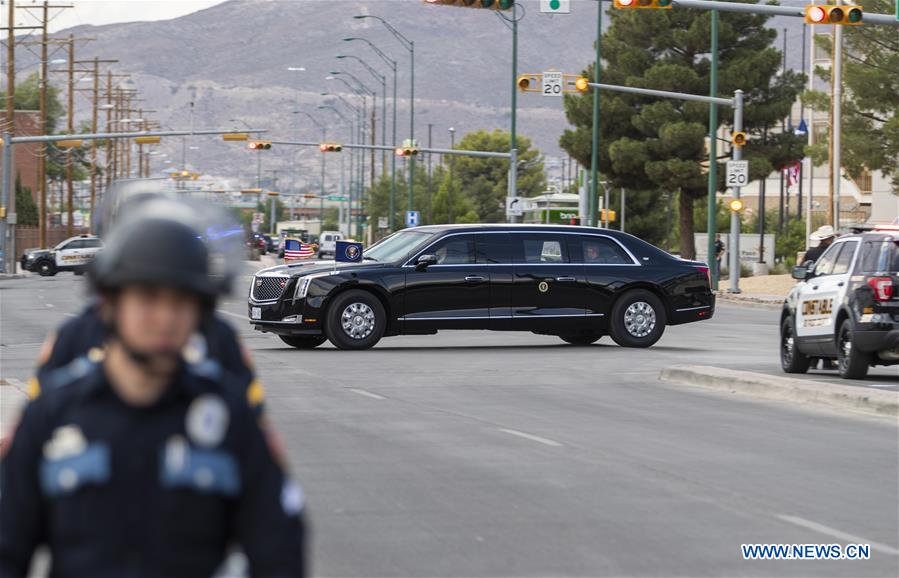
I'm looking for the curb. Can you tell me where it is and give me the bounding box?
[715,293,783,310]
[660,365,898,418]
[0,274,27,280]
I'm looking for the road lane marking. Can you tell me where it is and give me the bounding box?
[776,514,899,557]
[216,309,246,321]
[497,428,563,447]
[348,388,386,400]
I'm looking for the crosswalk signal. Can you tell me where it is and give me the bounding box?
[248,141,272,150]
[396,147,420,157]
[613,0,673,8]
[319,142,343,152]
[805,4,863,25]
[731,132,747,147]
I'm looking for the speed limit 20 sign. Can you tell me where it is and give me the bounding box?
[726,160,749,187]
[542,71,563,97]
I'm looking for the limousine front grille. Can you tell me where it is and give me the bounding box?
[252,276,289,302]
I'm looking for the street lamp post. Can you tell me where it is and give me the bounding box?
[318,105,352,234]
[321,94,363,237]
[337,54,388,181]
[331,69,378,192]
[352,15,414,227]
[344,37,398,231]
[448,126,456,224]
[294,109,326,224]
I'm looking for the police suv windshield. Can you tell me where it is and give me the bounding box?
[363,231,435,263]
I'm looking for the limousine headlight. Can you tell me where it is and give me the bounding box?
[293,272,333,301]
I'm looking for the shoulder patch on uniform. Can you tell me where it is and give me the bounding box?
[26,376,41,400]
[246,379,265,407]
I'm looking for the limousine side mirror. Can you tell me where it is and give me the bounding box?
[416,254,438,270]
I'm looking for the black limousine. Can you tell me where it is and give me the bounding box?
[248,224,715,350]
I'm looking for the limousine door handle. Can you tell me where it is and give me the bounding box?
[464,275,487,283]
[555,276,577,282]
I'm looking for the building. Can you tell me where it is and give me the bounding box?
[0,109,41,203]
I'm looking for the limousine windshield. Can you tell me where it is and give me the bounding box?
[364,230,435,262]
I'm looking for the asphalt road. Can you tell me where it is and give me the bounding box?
[1,268,897,577]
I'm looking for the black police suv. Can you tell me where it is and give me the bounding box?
[781,228,899,379]
[248,224,715,350]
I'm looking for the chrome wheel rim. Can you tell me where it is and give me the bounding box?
[838,328,851,372]
[341,302,375,340]
[624,301,656,338]
[782,325,794,366]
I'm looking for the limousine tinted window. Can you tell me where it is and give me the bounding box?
[365,230,434,262]
[574,236,632,265]
[515,234,569,264]
[430,236,475,264]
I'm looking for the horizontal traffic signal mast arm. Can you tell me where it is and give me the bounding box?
[585,81,734,106]
[601,0,899,27]
[423,0,515,10]
[8,128,268,145]
[269,140,513,159]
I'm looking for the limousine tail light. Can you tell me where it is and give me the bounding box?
[694,265,711,288]
[867,276,894,302]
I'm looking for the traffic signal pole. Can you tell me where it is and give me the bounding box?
[585,81,744,291]
[706,9,719,289]
[589,0,602,228]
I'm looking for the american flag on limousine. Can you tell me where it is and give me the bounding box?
[284,238,315,260]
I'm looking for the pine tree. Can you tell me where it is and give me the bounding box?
[560,2,804,258]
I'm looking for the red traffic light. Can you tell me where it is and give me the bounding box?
[248,141,272,150]
[395,147,420,157]
[319,142,342,152]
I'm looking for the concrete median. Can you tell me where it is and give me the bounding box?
[660,365,898,418]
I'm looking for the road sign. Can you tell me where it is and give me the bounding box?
[540,0,570,13]
[542,71,563,97]
[506,196,524,217]
[405,211,420,227]
[327,195,347,201]
[378,217,388,229]
[726,160,749,187]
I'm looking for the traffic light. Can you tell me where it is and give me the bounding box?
[599,209,617,222]
[613,0,673,9]
[423,0,515,10]
[728,198,745,213]
[396,146,420,157]
[805,4,863,25]
[319,142,342,152]
[248,141,272,150]
[574,77,589,93]
[134,136,161,145]
[517,75,531,91]
[731,132,747,147]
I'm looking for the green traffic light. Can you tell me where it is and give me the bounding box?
[496,0,514,9]
[550,0,560,9]
[657,0,672,6]
[847,7,862,22]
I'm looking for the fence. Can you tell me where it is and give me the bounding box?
[15,227,89,253]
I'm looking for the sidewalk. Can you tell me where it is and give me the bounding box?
[716,274,795,307]
[0,379,29,433]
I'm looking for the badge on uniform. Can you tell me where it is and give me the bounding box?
[41,426,110,497]
[335,240,363,263]
[186,394,229,448]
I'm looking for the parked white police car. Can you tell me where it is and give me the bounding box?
[781,227,899,379]
[20,234,103,276]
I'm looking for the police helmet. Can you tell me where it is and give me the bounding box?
[90,216,218,300]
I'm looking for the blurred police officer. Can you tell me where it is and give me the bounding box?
[0,214,306,578]
[32,190,262,413]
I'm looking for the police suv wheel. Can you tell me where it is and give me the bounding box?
[780,317,810,374]
[560,333,602,346]
[609,290,666,348]
[37,261,56,277]
[325,290,385,350]
[279,335,327,350]
[836,320,869,380]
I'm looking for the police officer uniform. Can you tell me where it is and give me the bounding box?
[0,359,305,578]
[0,212,305,578]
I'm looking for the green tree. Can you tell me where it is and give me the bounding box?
[560,3,805,258]
[450,129,545,223]
[14,172,38,227]
[803,0,898,190]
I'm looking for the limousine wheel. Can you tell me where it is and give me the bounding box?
[325,289,385,350]
[560,334,602,346]
[279,335,327,350]
[609,289,666,348]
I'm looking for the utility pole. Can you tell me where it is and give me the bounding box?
[830,0,844,229]
[427,123,433,225]
[65,34,74,235]
[38,1,49,247]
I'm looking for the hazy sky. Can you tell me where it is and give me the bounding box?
[8,0,229,33]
